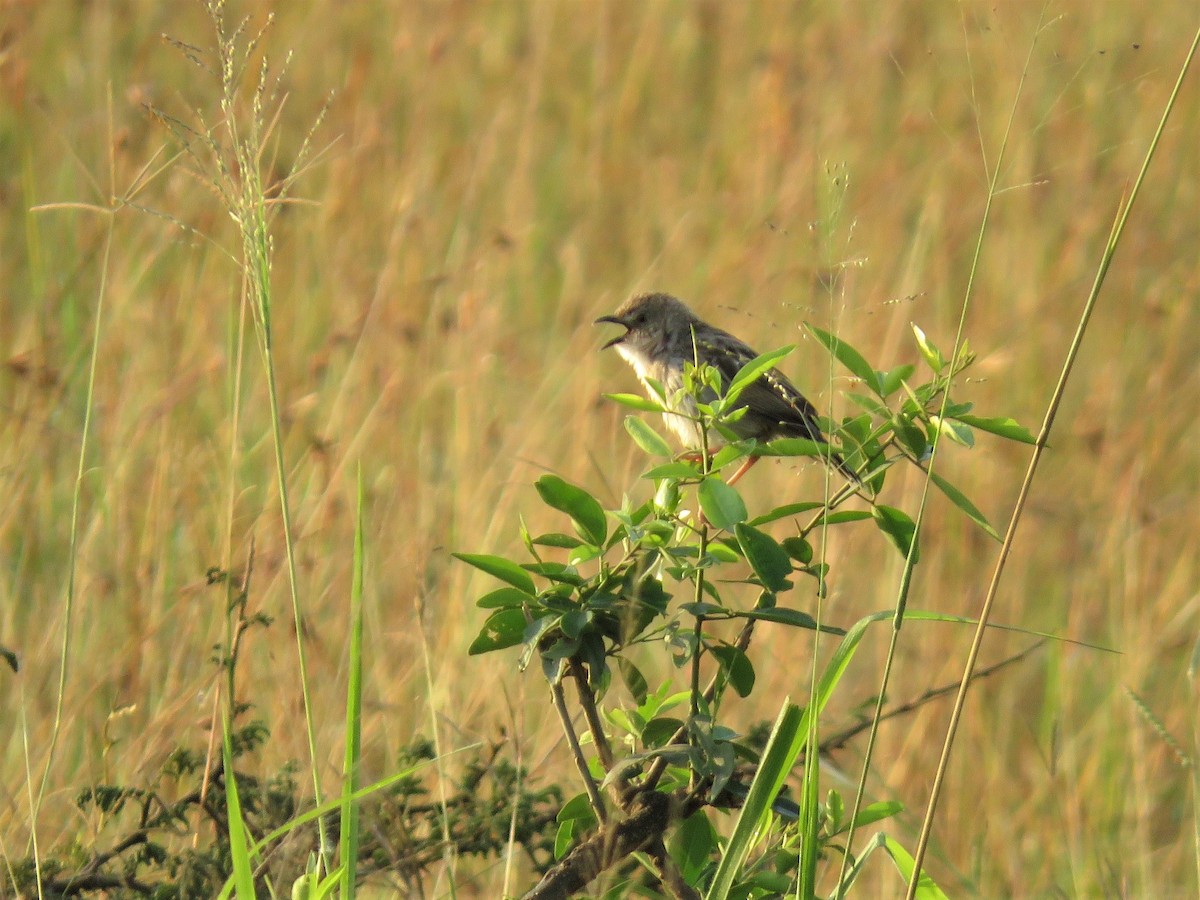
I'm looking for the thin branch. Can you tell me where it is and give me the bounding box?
[567,659,615,773]
[820,640,1045,753]
[647,838,702,900]
[550,672,607,825]
[522,791,675,900]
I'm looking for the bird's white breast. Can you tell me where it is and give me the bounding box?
[615,344,706,448]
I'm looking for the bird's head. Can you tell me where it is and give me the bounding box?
[594,292,699,355]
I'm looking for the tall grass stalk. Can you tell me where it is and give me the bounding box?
[416,585,460,895]
[15,686,36,896]
[338,468,366,900]
[30,143,117,897]
[835,13,1044,893]
[906,24,1200,897]
[207,2,328,868]
[1190,638,1200,891]
[806,164,852,899]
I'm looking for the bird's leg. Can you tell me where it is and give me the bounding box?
[725,455,761,486]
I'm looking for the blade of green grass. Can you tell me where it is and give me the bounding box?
[339,466,366,900]
[704,702,804,900]
[222,726,257,900]
[217,747,480,897]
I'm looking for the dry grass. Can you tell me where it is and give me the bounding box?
[1,1,1197,895]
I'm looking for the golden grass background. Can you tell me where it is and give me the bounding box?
[2,1,1198,895]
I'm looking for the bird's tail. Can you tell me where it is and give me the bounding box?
[804,420,861,485]
[805,418,861,484]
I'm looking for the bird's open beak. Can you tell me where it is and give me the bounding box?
[593,314,629,350]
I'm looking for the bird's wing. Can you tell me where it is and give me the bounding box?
[696,329,822,436]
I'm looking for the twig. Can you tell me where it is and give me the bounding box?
[647,838,702,900]
[821,640,1045,752]
[522,791,676,900]
[550,671,607,825]
[567,659,615,772]
[643,597,765,794]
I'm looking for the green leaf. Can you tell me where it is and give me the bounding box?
[711,645,756,697]
[707,540,742,563]
[848,800,904,831]
[806,325,880,393]
[710,442,750,471]
[644,461,702,480]
[735,523,793,592]
[476,587,533,610]
[893,416,928,458]
[453,553,536,595]
[341,469,367,900]
[468,609,530,655]
[698,478,747,530]
[878,364,916,398]
[557,791,599,824]
[532,532,584,549]
[734,607,845,635]
[873,505,919,561]
[644,376,669,401]
[911,323,946,373]
[826,788,845,832]
[821,510,873,525]
[561,609,592,639]
[605,706,641,737]
[846,391,890,417]
[930,472,1000,540]
[624,416,673,457]
[756,437,826,458]
[930,415,974,448]
[953,413,1037,444]
[747,502,822,527]
[884,835,950,900]
[643,716,686,748]
[617,659,648,705]
[725,345,796,404]
[779,537,811,564]
[671,810,716,886]
[653,478,682,515]
[899,379,928,416]
[568,544,600,566]
[518,514,536,557]
[523,561,583,584]
[680,601,726,618]
[602,392,665,412]
[535,475,608,545]
[553,821,575,860]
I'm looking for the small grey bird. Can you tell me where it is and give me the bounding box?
[595,292,856,484]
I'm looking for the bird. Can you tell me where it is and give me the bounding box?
[595,292,857,485]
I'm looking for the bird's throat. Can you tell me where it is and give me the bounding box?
[613,343,657,382]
